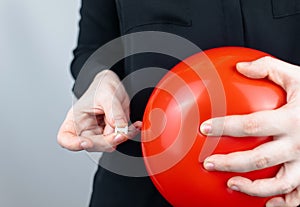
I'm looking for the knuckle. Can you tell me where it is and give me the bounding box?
[242,117,260,135]
[260,56,274,64]
[101,87,116,100]
[279,182,295,194]
[56,132,66,148]
[57,136,64,148]
[96,86,117,101]
[252,155,270,169]
[57,135,62,145]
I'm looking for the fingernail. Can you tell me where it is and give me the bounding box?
[114,133,126,145]
[204,161,215,171]
[230,185,240,192]
[81,141,87,148]
[200,123,212,135]
[237,62,251,68]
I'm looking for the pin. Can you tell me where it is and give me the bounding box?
[115,125,129,135]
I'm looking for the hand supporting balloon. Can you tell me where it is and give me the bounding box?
[200,57,300,207]
[57,70,142,152]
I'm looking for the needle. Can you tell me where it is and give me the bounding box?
[115,125,129,135]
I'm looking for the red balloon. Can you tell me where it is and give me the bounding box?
[141,47,286,207]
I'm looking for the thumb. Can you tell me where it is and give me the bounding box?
[236,56,299,91]
[102,96,128,128]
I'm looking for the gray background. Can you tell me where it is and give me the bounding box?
[0,0,97,206]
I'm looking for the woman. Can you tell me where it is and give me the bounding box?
[58,1,300,206]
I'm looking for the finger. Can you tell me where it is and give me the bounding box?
[203,140,294,172]
[227,162,300,197]
[81,122,142,152]
[267,189,300,207]
[285,187,300,207]
[112,121,142,139]
[57,110,83,151]
[122,100,131,124]
[266,197,286,207]
[200,109,287,137]
[80,133,125,152]
[132,121,143,130]
[81,126,104,136]
[236,56,300,92]
[103,123,115,135]
[126,121,142,138]
[101,94,128,128]
[95,76,130,128]
[71,107,101,135]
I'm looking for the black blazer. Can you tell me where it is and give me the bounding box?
[70,0,300,154]
[71,0,300,101]
[70,1,300,206]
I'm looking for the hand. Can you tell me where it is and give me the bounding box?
[200,57,300,207]
[57,70,142,152]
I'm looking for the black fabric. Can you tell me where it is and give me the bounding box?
[70,0,300,206]
[89,166,171,207]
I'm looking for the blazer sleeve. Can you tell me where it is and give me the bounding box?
[70,0,122,98]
